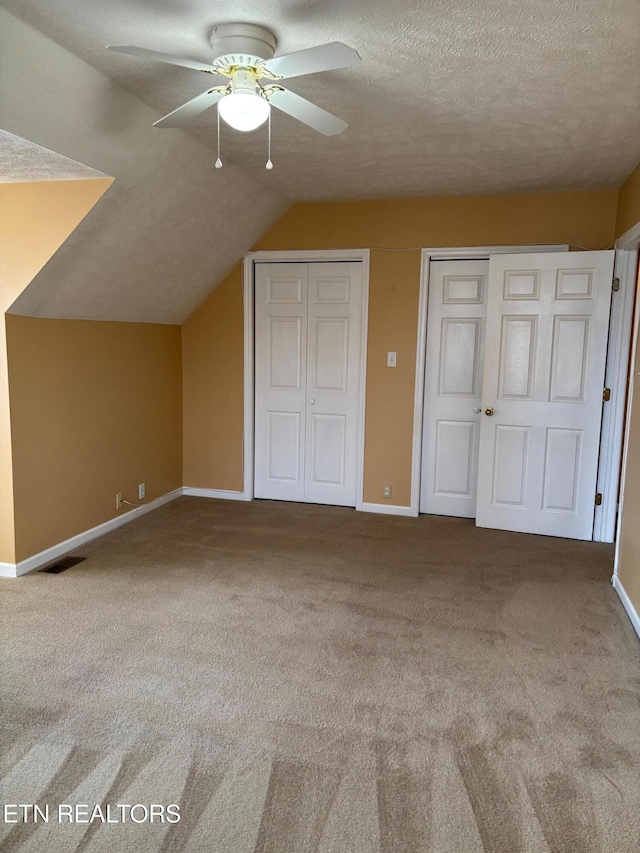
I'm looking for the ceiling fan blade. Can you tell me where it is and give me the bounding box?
[268,88,348,136]
[107,45,222,76]
[153,88,225,128]
[261,42,361,80]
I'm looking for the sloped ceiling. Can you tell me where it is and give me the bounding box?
[0,9,288,324]
[0,1,639,323]
[3,0,640,203]
[0,131,110,183]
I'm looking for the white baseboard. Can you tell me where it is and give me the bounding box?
[360,502,418,517]
[0,488,184,579]
[0,488,422,579]
[612,576,640,641]
[183,488,250,501]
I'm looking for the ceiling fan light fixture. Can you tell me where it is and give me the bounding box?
[218,91,270,132]
[108,28,361,136]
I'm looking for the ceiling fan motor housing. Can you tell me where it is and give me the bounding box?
[210,23,277,68]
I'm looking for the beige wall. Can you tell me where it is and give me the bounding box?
[1,178,635,569]
[182,266,244,490]
[6,316,182,562]
[0,179,112,301]
[616,163,640,238]
[617,275,640,612]
[183,189,618,505]
[615,162,640,618]
[0,324,15,564]
[0,178,112,563]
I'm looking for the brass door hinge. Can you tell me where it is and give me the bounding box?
[595,493,603,506]
[603,388,611,402]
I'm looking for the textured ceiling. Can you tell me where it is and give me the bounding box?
[2,0,639,202]
[0,130,110,183]
[0,1,638,324]
[0,9,287,324]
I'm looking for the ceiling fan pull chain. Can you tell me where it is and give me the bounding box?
[215,106,223,169]
[266,108,273,170]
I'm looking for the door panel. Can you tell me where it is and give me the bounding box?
[310,413,346,486]
[439,319,481,396]
[421,260,489,517]
[313,318,348,391]
[498,316,536,398]
[434,420,476,498]
[542,428,581,511]
[304,262,362,506]
[268,317,302,389]
[255,261,362,506]
[476,251,614,539]
[549,316,589,401]
[267,411,301,481]
[255,263,307,501]
[314,274,350,303]
[268,276,303,303]
[491,425,529,506]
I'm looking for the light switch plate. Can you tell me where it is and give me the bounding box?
[387,352,397,367]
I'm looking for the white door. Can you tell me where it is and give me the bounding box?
[420,260,489,516]
[304,262,363,505]
[476,251,615,539]
[254,261,363,506]
[254,263,307,503]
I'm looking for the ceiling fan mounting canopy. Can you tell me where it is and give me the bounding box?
[210,22,277,69]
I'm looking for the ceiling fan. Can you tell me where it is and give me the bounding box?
[107,23,361,137]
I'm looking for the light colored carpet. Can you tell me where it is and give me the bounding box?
[1,497,639,852]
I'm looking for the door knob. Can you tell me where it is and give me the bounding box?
[473,407,481,414]
[308,399,315,405]
[484,407,494,416]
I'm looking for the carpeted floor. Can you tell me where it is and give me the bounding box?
[1,497,639,852]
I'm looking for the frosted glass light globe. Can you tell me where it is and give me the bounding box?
[218,93,270,132]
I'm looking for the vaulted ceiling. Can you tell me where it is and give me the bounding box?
[0,131,109,183]
[1,0,639,322]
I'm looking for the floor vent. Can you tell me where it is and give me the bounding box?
[40,556,86,574]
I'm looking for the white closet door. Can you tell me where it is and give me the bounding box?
[254,261,363,506]
[420,259,489,517]
[304,262,363,506]
[476,251,615,539]
[254,263,308,501]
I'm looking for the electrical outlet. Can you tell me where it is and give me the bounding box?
[116,492,123,510]
[138,482,145,500]
[383,484,392,498]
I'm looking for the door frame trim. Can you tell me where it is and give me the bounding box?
[597,226,640,542]
[411,245,570,518]
[612,220,640,585]
[243,249,371,509]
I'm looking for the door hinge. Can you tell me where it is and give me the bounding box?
[603,388,611,402]
[612,277,620,292]
[595,492,603,506]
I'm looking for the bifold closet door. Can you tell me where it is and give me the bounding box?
[420,259,489,517]
[254,261,363,506]
[255,263,308,502]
